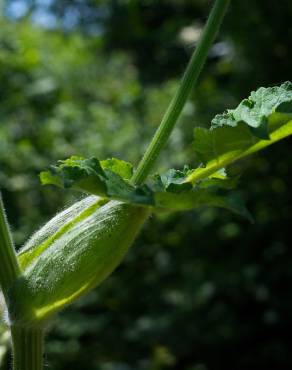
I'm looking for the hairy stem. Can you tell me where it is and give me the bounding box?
[11,326,44,370]
[131,0,230,185]
[0,195,21,301]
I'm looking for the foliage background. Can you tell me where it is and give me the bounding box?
[0,0,292,369]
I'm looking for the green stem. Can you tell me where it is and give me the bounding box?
[131,0,230,185]
[0,195,21,301]
[11,326,44,370]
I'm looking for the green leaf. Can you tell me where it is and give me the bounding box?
[188,82,292,182]
[154,189,251,221]
[40,157,250,220]
[40,156,107,195]
[211,81,292,134]
[100,158,133,180]
[40,156,152,205]
[152,167,193,193]
[151,172,251,221]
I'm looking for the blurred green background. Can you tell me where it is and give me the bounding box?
[0,0,292,369]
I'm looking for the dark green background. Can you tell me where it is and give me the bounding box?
[0,1,292,369]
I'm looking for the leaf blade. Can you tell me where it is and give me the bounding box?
[188,82,292,183]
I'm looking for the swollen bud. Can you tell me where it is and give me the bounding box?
[8,197,150,326]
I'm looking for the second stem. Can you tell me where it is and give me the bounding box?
[131,0,230,185]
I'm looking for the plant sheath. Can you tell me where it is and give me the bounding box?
[131,0,230,185]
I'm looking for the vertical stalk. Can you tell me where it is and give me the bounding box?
[11,326,44,370]
[0,195,21,301]
[131,0,230,185]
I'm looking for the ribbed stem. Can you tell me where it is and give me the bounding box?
[131,0,230,185]
[0,195,21,301]
[11,326,44,370]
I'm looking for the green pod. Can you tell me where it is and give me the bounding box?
[9,197,150,326]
